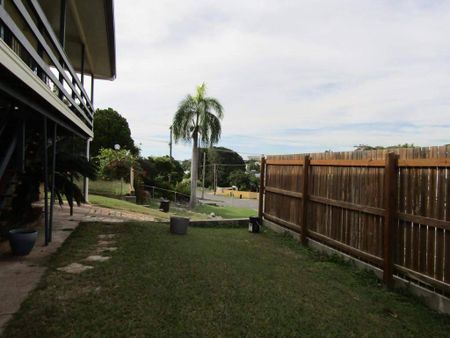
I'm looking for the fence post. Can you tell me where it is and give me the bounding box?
[383,152,399,288]
[301,155,310,245]
[258,157,266,219]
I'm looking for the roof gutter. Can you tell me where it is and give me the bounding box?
[104,0,116,80]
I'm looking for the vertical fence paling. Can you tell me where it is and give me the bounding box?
[262,147,450,294]
[383,152,398,287]
[301,155,310,244]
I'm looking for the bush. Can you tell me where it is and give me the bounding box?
[96,148,136,181]
[228,170,259,192]
[175,180,191,197]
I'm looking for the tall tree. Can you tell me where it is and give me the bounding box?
[138,156,184,188]
[199,147,245,187]
[92,108,139,156]
[172,83,224,208]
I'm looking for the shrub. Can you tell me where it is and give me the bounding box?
[96,148,136,181]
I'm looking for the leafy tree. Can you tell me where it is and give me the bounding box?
[138,156,184,188]
[92,108,139,156]
[246,160,260,173]
[172,83,224,208]
[181,159,191,173]
[353,143,417,151]
[228,170,259,192]
[96,148,136,181]
[199,147,245,187]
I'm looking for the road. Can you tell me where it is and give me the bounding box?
[197,190,258,210]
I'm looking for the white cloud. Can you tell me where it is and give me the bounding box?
[95,0,450,159]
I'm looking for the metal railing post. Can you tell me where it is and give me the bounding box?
[43,117,49,245]
[48,122,57,242]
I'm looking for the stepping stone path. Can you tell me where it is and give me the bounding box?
[85,255,111,262]
[97,247,118,253]
[98,234,116,239]
[58,234,117,274]
[98,240,116,246]
[57,263,93,274]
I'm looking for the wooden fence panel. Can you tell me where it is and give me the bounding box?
[265,154,304,231]
[393,145,450,292]
[263,145,450,295]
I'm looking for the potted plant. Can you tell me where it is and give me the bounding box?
[4,172,41,255]
[8,228,38,256]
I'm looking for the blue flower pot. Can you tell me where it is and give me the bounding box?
[8,229,38,256]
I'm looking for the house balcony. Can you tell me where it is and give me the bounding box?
[0,0,116,138]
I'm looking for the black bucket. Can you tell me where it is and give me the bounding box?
[170,216,189,235]
[248,217,261,233]
[159,199,170,212]
[8,229,38,256]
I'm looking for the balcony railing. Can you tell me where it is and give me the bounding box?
[0,0,93,132]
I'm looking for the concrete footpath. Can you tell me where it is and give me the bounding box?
[0,203,155,335]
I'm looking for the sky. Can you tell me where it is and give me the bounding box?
[94,0,450,161]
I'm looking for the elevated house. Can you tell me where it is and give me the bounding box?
[0,0,116,244]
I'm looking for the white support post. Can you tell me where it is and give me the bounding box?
[83,138,91,202]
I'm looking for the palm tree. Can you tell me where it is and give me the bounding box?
[172,83,224,208]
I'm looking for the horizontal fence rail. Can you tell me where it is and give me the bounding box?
[143,185,190,204]
[261,145,450,295]
[0,0,93,130]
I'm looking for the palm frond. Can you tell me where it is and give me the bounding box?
[173,83,224,147]
[204,97,224,119]
[199,113,222,147]
[196,82,207,100]
[173,95,197,143]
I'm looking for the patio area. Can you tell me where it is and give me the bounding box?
[2,218,450,337]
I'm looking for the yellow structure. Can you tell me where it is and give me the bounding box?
[216,188,259,200]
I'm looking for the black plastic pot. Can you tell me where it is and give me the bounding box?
[8,229,38,256]
[248,217,261,233]
[170,216,189,235]
[159,199,170,212]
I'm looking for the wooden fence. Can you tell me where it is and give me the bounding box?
[259,146,450,294]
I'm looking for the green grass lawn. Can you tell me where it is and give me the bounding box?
[76,179,126,197]
[195,203,257,218]
[88,194,171,220]
[4,222,450,337]
[89,194,256,220]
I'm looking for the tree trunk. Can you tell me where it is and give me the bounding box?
[189,133,198,209]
